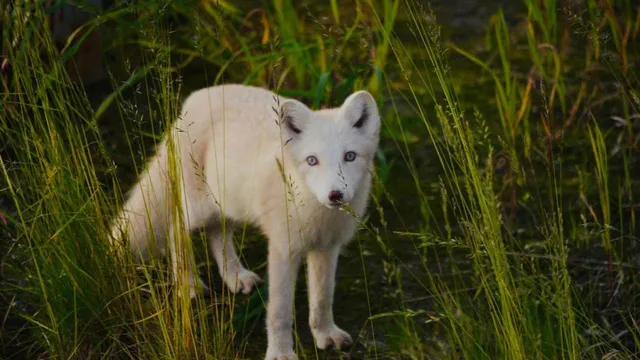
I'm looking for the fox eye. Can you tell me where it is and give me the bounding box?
[306,155,319,166]
[344,151,356,162]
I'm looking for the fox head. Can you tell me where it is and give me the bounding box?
[279,91,381,209]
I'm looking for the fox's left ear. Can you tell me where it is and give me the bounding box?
[340,90,380,135]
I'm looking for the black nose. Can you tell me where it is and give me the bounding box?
[328,190,343,203]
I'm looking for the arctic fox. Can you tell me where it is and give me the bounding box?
[110,84,381,359]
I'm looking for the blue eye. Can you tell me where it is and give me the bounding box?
[306,155,319,166]
[344,151,356,162]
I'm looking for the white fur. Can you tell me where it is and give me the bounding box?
[110,84,381,359]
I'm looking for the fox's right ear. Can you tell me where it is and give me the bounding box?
[279,99,313,136]
[340,90,380,136]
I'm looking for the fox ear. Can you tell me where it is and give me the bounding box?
[280,99,313,136]
[340,90,380,134]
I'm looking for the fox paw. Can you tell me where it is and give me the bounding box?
[189,275,208,299]
[172,274,208,299]
[223,268,260,295]
[312,325,352,350]
[264,349,298,360]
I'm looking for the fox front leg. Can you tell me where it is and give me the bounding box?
[306,246,352,350]
[264,245,302,360]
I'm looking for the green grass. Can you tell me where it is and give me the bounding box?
[1,0,639,359]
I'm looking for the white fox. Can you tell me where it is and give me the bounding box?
[110,84,381,359]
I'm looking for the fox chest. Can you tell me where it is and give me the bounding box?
[293,208,357,251]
